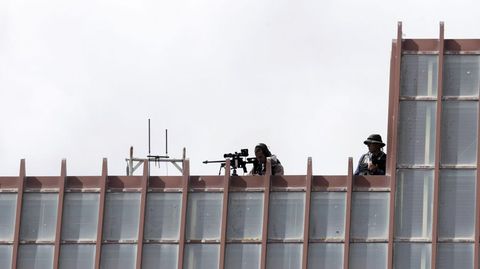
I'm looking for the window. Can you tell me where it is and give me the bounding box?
[0,245,12,269]
[400,55,438,97]
[394,243,431,269]
[142,244,178,269]
[351,192,389,240]
[225,244,261,269]
[266,243,302,269]
[144,193,182,240]
[438,170,476,239]
[59,244,95,269]
[395,169,433,239]
[18,245,54,269]
[61,193,99,241]
[20,193,58,241]
[349,243,387,269]
[186,193,223,240]
[103,193,141,241]
[183,244,219,269]
[227,192,263,240]
[309,192,345,240]
[308,243,343,269]
[397,101,437,166]
[441,101,478,165]
[443,55,480,97]
[268,192,305,240]
[437,243,473,269]
[100,244,136,269]
[0,193,16,241]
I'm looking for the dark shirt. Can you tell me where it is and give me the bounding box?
[354,151,386,175]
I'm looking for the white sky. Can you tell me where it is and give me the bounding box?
[1,0,480,176]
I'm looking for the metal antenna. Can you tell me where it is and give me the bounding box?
[126,121,184,175]
[148,119,151,155]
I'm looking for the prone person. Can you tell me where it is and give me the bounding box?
[249,143,284,175]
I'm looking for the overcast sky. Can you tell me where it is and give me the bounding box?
[1,0,480,176]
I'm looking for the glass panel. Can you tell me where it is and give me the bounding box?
[351,192,389,239]
[103,193,141,240]
[227,193,263,240]
[400,55,438,97]
[395,169,433,239]
[439,170,476,239]
[309,192,345,240]
[266,243,302,269]
[59,244,95,269]
[183,244,219,269]
[20,193,58,241]
[437,243,473,269]
[349,243,387,269]
[443,55,480,96]
[144,193,182,240]
[0,193,16,241]
[397,101,437,166]
[225,244,261,269]
[268,192,305,240]
[186,193,223,240]
[142,244,178,269]
[394,243,431,269]
[61,193,99,240]
[308,243,343,269]
[441,101,478,165]
[18,245,54,269]
[0,245,12,269]
[100,244,136,269]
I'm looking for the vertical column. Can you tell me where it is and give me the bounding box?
[11,159,26,269]
[94,158,108,269]
[475,72,480,269]
[260,158,272,269]
[301,157,313,269]
[53,159,67,269]
[343,158,353,269]
[177,159,190,269]
[135,160,149,269]
[431,21,445,269]
[219,159,231,269]
[387,21,403,269]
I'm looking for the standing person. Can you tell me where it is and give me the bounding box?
[250,143,284,175]
[355,134,387,175]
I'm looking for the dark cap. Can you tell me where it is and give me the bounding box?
[363,134,385,147]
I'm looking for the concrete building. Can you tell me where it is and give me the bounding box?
[1,22,480,268]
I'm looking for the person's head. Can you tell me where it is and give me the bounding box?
[254,143,271,163]
[363,134,385,153]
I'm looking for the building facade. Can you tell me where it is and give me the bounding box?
[1,22,480,269]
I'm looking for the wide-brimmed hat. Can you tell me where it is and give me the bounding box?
[364,134,385,147]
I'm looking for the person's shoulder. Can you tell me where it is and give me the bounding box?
[270,155,281,164]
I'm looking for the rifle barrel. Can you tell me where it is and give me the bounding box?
[203,160,226,164]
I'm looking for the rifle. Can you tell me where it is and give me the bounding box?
[203,149,258,176]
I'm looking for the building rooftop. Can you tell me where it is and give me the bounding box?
[2,22,480,269]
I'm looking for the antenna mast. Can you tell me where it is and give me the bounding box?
[125,119,186,175]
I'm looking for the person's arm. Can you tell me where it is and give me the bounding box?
[368,165,384,175]
[272,163,284,175]
[248,166,257,175]
[374,153,386,175]
[354,154,365,175]
[368,153,386,175]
